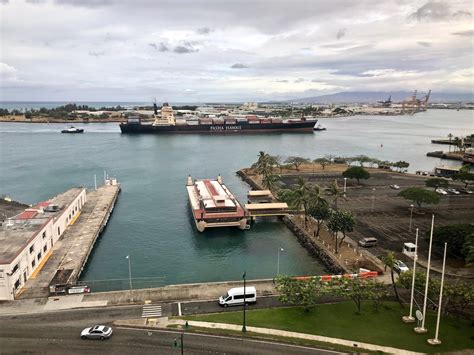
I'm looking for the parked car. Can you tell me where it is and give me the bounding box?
[389,184,400,189]
[447,188,460,195]
[358,237,378,247]
[81,325,113,340]
[459,188,473,194]
[435,188,448,195]
[393,260,409,274]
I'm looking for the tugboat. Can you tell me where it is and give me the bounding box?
[313,124,326,131]
[61,126,84,134]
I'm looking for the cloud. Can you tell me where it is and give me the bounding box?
[452,29,474,36]
[294,78,305,83]
[230,63,248,69]
[55,0,115,7]
[452,10,472,19]
[149,42,169,52]
[336,28,347,40]
[26,0,47,3]
[276,79,288,82]
[417,41,431,47]
[0,63,17,79]
[409,1,451,21]
[196,27,213,35]
[173,43,199,53]
[88,50,105,56]
[1,0,8,4]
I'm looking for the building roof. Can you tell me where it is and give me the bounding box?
[0,188,84,265]
[245,203,288,210]
[247,190,272,197]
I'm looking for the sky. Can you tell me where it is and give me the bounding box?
[0,0,473,102]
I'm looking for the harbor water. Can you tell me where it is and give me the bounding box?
[0,110,472,290]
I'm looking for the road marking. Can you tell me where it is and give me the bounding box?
[178,302,182,316]
[142,305,162,318]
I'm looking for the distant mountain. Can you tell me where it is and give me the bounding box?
[283,91,474,104]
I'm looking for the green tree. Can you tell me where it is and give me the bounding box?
[313,157,331,171]
[425,178,449,190]
[329,278,377,314]
[452,165,474,189]
[325,179,343,209]
[261,173,281,192]
[463,233,474,266]
[342,166,370,186]
[393,161,410,173]
[285,156,310,171]
[432,224,474,261]
[398,187,440,211]
[327,209,355,253]
[447,133,453,153]
[383,252,403,305]
[275,276,325,312]
[307,202,331,237]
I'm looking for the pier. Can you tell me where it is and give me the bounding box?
[17,180,120,299]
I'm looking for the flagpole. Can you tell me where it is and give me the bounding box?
[403,228,418,323]
[428,243,447,345]
[415,215,434,334]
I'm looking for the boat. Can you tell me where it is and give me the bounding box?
[313,124,326,131]
[119,103,317,134]
[186,175,247,232]
[61,126,84,134]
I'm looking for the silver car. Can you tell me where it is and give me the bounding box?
[81,325,113,340]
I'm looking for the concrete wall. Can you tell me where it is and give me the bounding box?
[85,279,277,305]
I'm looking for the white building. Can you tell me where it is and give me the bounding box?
[0,188,86,301]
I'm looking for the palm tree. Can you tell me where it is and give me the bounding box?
[383,252,403,305]
[325,179,342,209]
[261,173,281,192]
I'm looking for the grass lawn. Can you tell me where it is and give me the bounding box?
[183,302,474,353]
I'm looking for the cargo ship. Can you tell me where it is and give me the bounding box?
[186,175,248,232]
[120,103,317,134]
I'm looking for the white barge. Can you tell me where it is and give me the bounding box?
[186,175,247,232]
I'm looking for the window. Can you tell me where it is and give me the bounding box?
[12,263,19,274]
[42,231,46,239]
[31,260,36,268]
[14,279,21,290]
[37,251,42,261]
[0,269,4,279]
[29,245,34,254]
[43,245,47,253]
[58,227,60,236]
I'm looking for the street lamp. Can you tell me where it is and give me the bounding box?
[242,271,247,332]
[277,247,285,275]
[371,188,376,212]
[409,204,414,232]
[125,255,133,302]
[343,178,347,196]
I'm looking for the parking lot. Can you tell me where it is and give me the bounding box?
[280,170,474,270]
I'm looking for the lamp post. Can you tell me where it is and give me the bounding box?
[343,178,347,196]
[409,204,414,232]
[126,255,133,302]
[371,188,376,212]
[277,248,285,275]
[403,228,418,323]
[242,271,247,332]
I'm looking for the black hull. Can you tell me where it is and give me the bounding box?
[120,120,317,134]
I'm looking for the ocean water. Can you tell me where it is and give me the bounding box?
[0,109,472,290]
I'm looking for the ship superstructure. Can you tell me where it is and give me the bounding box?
[186,175,247,232]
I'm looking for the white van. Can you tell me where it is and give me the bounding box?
[219,286,257,307]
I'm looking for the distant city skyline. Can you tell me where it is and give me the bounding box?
[1,0,473,102]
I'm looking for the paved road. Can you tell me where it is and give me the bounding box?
[0,305,341,354]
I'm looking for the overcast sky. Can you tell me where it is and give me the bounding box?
[0,0,473,102]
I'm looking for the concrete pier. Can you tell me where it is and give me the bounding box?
[17,183,120,299]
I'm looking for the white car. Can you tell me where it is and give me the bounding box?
[393,260,409,274]
[435,188,448,195]
[389,184,400,189]
[447,188,460,195]
[81,325,113,340]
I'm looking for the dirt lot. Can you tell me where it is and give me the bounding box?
[277,167,474,276]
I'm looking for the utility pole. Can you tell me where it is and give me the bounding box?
[242,271,246,332]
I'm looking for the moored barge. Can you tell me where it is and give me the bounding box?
[186,175,247,232]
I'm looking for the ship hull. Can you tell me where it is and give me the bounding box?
[120,120,317,134]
